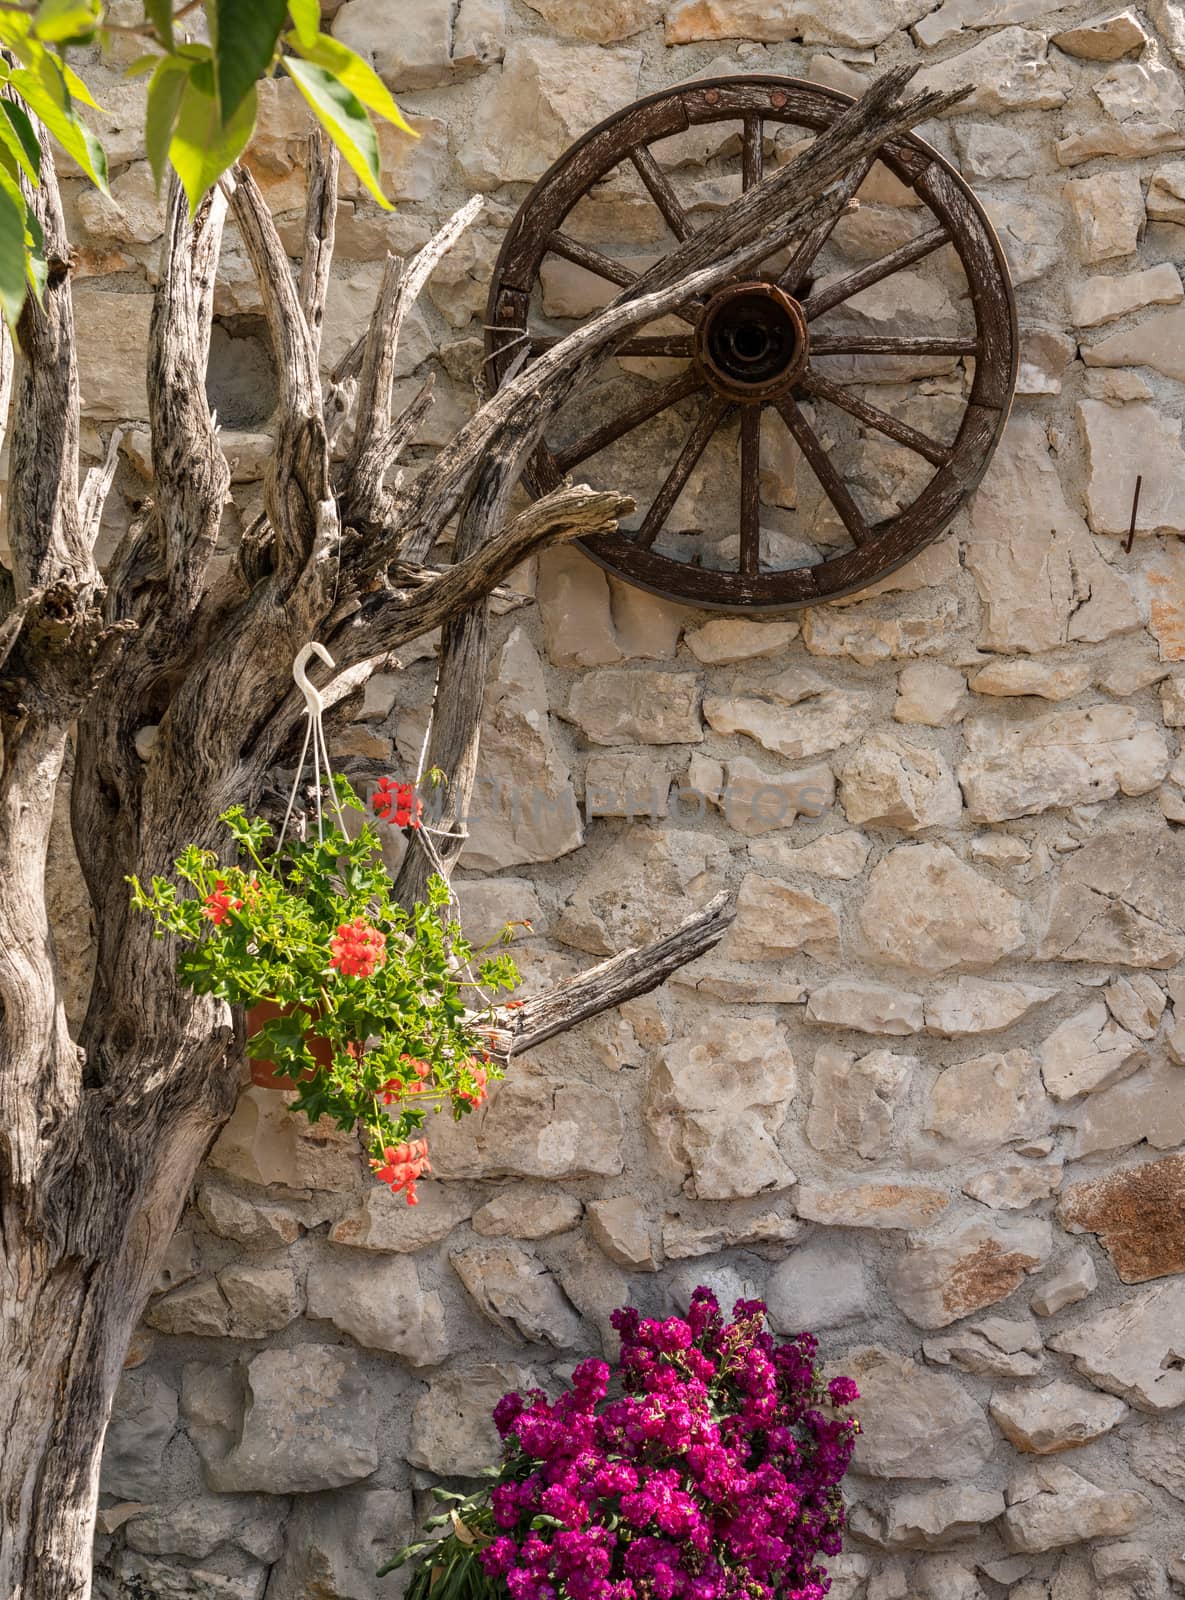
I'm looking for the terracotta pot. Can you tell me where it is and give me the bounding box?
[245,998,329,1090]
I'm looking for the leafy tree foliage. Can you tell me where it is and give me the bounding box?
[0,0,409,329]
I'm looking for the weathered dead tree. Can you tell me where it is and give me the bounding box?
[0,64,965,1600]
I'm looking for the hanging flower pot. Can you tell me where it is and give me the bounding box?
[245,997,330,1090]
[130,770,523,1203]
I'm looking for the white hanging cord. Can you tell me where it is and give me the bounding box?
[275,642,347,859]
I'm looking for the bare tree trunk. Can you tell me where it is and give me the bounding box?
[0,71,963,1598]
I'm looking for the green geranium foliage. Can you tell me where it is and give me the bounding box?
[130,775,522,1202]
[0,2,413,332]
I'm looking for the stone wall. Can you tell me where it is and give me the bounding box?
[30,0,1185,1595]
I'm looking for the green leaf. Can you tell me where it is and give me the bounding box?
[24,206,46,302]
[287,0,320,47]
[145,54,188,190]
[284,55,391,209]
[9,63,109,191]
[0,166,30,333]
[124,52,161,78]
[0,101,41,186]
[287,30,413,134]
[142,0,175,50]
[214,0,286,124]
[169,61,257,216]
[33,0,102,44]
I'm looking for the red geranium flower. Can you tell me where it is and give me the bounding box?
[203,879,243,927]
[373,777,423,830]
[329,917,387,978]
[371,1137,432,1204]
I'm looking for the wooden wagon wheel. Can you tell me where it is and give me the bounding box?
[485,75,1018,613]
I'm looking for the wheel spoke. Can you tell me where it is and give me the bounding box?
[801,371,952,468]
[546,231,639,290]
[531,333,694,358]
[802,223,952,320]
[742,114,763,191]
[778,155,874,296]
[553,369,703,474]
[636,395,732,549]
[773,398,870,548]
[739,407,761,576]
[546,232,699,326]
[810,333,978,356]
[630,145,693,241]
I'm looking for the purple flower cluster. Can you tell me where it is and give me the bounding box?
[478,1289,860,1600]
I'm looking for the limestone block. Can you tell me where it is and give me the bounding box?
[409,1364,534,1475]
[329,1181,473,1251]
[755,829,871,878]
[663,0,931,47]
[74,287,153,420]
[426,1076,625,1180]
[968,659,1091,701]
[926,1050,1050,1155]
[730,872,841,963]
[217,1264,301,1339]
[923,1316,1045,1379]
[1048,1279,1185,1410]
[852,1486,1007,1550]
[925,978,1056,1038]
[1040,1002,1147,1099]
[849,1348,994,1478]
[1129,1418,1185,1502]
[765,1234,871,1332]
[1004,1462,1150,1552]
[1086,399,1185,537]
[983,192,1065,285]
[689,751,834,834]
[1031,1246,1098,1317]
[1057,59,1185,162]
[564,667,702,745]
[915,0,1048,47]
[554,827,726,955]
[206,1347,379,1493]
[100,1374,178,1501]
[1083,307,1185,388]
[796,1181,949,1229]
[838,731,962,831]
[990,1381,1128,1454]
[1068,1061,1185,1157]
[646,1015,797,1199]
[703,680,870,760]
[145,1278,231,1338]
[306,1250,449,1364]
[522,0,661,40]
[1148,159,1185,221]
[805,977,923,1036]
[472,1187,583,1240]
[1039,828,1185,967]
[966,417,1140,652]
[963,1160,1063,1210]
[955,122,1037,179]
[587,1196,658,1268]
[662,1208,802,1260]
[458,40,641,184]
[916,28,1073,112]
[1052,10,1148,58]
[105,1552,267,1599]
[1070,263,1183,327]
[451,1243,583,1346]
[265,1488,414,1600]
[124,1495,286,1563]
[801,596,961,665]
[333,0,453,88]
[859,843,1025,972]
[207,1086,363,1193]
[807,1043,914,1161]
[893,662,968,726]
[1058,1153,1185,1282]
[684,617,799,664]
[889,1216,1052,1328]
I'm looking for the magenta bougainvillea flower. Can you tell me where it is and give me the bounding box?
[384,1288,861,1600]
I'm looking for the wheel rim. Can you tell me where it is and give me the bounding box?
[485,75,1018,614]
